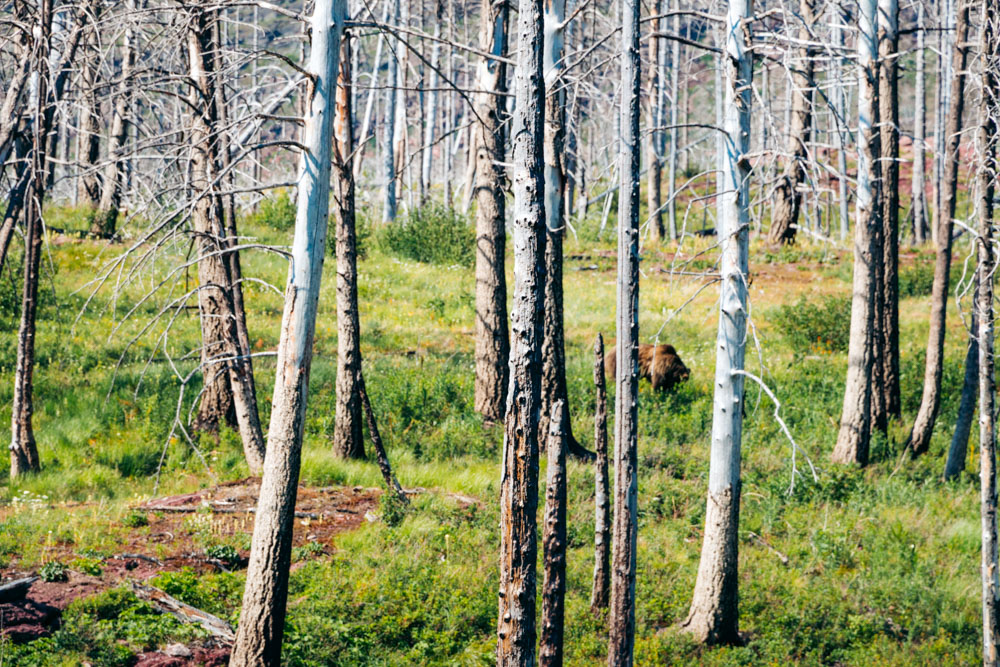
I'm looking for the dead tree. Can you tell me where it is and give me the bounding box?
[539,400,568,667]
[590,333,610,613]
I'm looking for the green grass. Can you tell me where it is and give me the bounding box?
[0,203,987,665]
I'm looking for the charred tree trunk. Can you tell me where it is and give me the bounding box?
[230,0,345,662]
[832,0,881,467]
[76,9,102,209]
[590,333,611,613]
[539,400,568,667]
[333,32,366,460]
[908,0,972,457]
[681,0,752,644]
[472,0,510,423]
[607,0,641,657]
[946,310,977,480]
[496,0,546,656]
[767,0,814,245]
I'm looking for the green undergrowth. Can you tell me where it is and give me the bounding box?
[0,202,986,665]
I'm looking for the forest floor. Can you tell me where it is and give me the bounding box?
[0,201,985,666]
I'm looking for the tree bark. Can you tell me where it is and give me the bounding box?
[382,0,400,223]
[333,31,366,460]
[832,5,850,242]
[359,375,406,503]
[607,0,641,657]
[946,309,977,480]
[472,0,511,423]
[832,0,881,467]
[591,333,611,614]
[912,1,928,244]
[681,0,752,645]
[10,0,53,478]
[229,0,345,661]
[539,400,568,667]
[496,0,546,658]
[665,0,680,240]
[646,0,663,241]
[420,0,443,199]
[76,7,103,209]
[976,3,1000,660]
[767,0,814,245]
[907,0,972,458]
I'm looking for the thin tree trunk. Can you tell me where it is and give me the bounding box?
[10,0,53,478]
[833,0,882,467]
[681,0,752,644]
[229,0,345,661]
[946,308,977,480]
[607,0,640,657]
[382,0,400,223]
[908,0,972,457]
[878,0,900,422]
[665,0,680,240]
[76,9,102,209]
[354,0,389,178]
[358,374,406,503]
[646,0,663,241]
[496,0,546,657]
[912,1,928,244]
[333,31,366,460]
[472,0,510,423]
[976,3,1000,659]
[420,0,443,199]
[591,333,610,614]
[767,0,814,245]
[832,5,849,242]
[539,400,568,667]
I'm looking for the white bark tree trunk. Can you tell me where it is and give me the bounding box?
[682,0,752,645]
[229,0,345,662]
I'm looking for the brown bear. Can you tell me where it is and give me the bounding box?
[604,343,691,391]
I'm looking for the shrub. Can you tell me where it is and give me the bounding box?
[122,510,149,528]
[378,203,474,267]
[326,206,374,260]
[205,544,240,567]
[40,560,69,582]
[898,260,935,298]
[379,491,409,528]
[246,190,296,230]
[770,294,851,353]
[71,557,104,577]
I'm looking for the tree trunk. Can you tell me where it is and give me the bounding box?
[591,333,610,614]
[665,0,680,240]
[832,5,850,242]
[977,3,1000,660]
[10,0,53,478]
[607,0,640,658]
[908,0,972,457]
[420,0,443,199]
[229,0,345,661]
[472,0,511,423]
[767,0,814,245]
[382,0,400,223]
[76,9,102,209]
[539,400,568,667]
[912,1,928,244]
[681,0,752,645]
[946,310,977,480]
[333,31,366,460]
[359,374,406,503]
[878,0,900,422]
[646,0,663,242]
[496,0,546,657]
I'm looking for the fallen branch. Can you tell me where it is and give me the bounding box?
[747,531,790,566]
[140,504,320,520]
[112,553,164,566]
[0,576,37,603]
[129,581,235,643]
[358,374,408,505]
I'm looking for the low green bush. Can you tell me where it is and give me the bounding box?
[245,191,296,230]
[769,295,851,353]
[898,260,935,298]
[378,203,474,267]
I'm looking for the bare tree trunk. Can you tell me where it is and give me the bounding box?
[912,1,928,244]
[333,32,366,460]
[908,0,972,457]
[358,375,406,502]
[229,0,345,661]
[767,0,814,245]
[878,0,900,422]
[472,0,510,423]
[646,0,663,242]
[946,309,977,480]
[539,400,568,667]
[977,4,1000,660]
[496,0,546,658]
[607,0,640,657]
[681,0,752,645]
[420,0,443,199]
[76,7,102,209]
[832,5,850,242]
[10,0,53,479]
[833,0,882,466]
[665,0,680,240]
[382,0,400,223]
[591,333,610,614]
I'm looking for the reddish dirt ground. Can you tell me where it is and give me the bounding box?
[0,479,380,664]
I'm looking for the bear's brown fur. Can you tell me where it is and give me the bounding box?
[604,343,690,391]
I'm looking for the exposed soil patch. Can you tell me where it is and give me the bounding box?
[0,479,380,661]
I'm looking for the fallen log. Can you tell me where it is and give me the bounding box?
[0,576,37,603]
[140,504,320,520]
[129,581,235,644]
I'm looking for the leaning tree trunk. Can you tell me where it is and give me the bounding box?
[832,0,881,467]
[333,31,366,460]
[229,0,345,662]
[767,0,814,245]
[591,333,611,614]
[496,0,547,657]
[607,0,641,657]
[472,0,510,423]
[681,0,752,645]
[539,400,568,667]
[10,0,53,478]
[908,0,972,457]
[977,2,1000,660]
[878,0,901,421]
[946,306,978,480]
